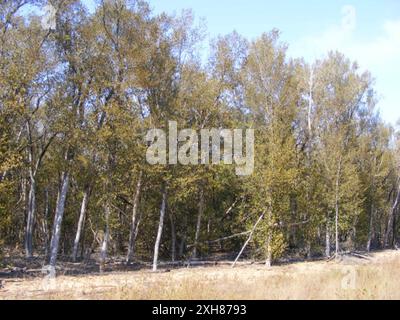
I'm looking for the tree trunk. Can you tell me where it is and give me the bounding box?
[178,215,188,259]
[325,218,330,258]
[48,171,70,277]
[0,171,6,182]
[306,240,312,259]
[19,177,27,245]
[179,235,186,259]
[100,204,111,273]
[43,188,49,258]
[126,172,143,264]
[367,204,375,252]
[193,187,204,259]
[169,211,176,262]
[393,214,397,248]
[24,122,54,258]
[133,210,142,242]
[265,234,272,268]
[385,181,400,247]
[265,207,272,268]
[335,159,342,258]
[307,67,314,139]
[25,121,35,258]
[335,200,339,257]
[25,171,36,258]
[72,187,90,262]
[153,185,167,272]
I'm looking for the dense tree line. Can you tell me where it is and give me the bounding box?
[1,0,399,276]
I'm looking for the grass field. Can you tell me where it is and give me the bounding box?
[1,250,400,300]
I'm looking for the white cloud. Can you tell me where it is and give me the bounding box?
[289,5,400,125]
[341,5,357,32]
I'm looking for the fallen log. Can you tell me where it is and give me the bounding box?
[187,231,251,248]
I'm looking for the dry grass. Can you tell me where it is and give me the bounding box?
[1,250,400,300]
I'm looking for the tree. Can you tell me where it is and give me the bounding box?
[312,52,374,257]
[239,30,301,266]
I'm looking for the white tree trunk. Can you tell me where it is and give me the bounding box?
[193,188,204,259]
[265,208,272,268]
[20,178,27,243]
[265,235,272,268]
[0,171,7,182]
[153,186,167,272]
[25,170,36,258]
[335,200,339,257]
[43,188,49,258]
[49,172,70,277]
[126,172,143,264]
[325,219,330,258]
[385,181,400,247]
[100,204,111,273]
[335,159,342,258]
[24,122,53,258]
[307,67,314,137]
[25,122,36,259]
[72,188,90,262]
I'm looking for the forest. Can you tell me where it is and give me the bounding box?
[0,0,399,278]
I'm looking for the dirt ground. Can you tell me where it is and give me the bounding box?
[1,250,400,300]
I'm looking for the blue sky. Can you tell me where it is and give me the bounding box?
[82,1,400,125]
